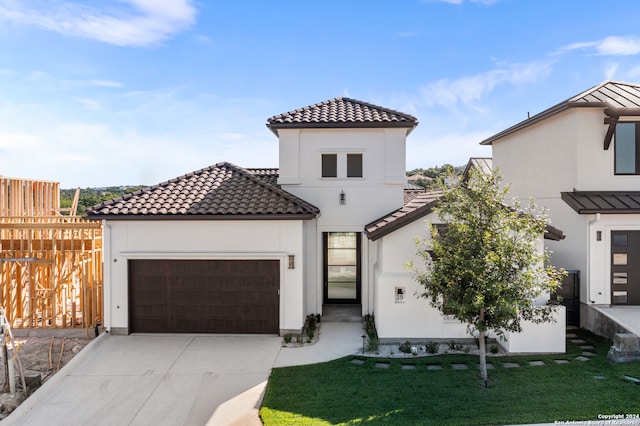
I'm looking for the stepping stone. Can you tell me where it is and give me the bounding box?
[426,364,443,370]
[401,364,416,370]
[554,359,570,364]
[582,352,596,357]
[451,363,468,370]
[579,345,595,350]
[593,375,606,380]
[566,333,578,338]
[575,356,590,362]
[503,362,520,368]
[529,361,545,366]
[571,339,587,344]
[375,362,390,369]
[476,363,494,369]
[350,359,365,365]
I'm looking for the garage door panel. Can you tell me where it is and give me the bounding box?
[129,259,279,334]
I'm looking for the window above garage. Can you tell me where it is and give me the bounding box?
[615,122,640,175]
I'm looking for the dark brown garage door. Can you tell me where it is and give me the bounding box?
[129,259,279,334]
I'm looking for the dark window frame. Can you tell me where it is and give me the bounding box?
[614,122,640,175]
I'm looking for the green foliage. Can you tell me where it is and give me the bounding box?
[398,341,412,354]
[407,164,464,188]
[283,334,292,344]
[407,168,566,382]
[363,314,379,352]
[425,341,439,354]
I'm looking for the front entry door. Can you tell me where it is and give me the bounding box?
[323,232,361,304]
[611,231,640,305]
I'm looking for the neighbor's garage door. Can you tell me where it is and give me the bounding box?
[129,259,279,334]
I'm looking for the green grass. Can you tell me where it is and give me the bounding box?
[260,329,640,425]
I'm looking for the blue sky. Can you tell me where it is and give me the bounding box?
[2,0,640,187]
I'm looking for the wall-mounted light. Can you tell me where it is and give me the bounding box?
[596,231,602,241]
[288,255,295,269]
[339,190,346,205]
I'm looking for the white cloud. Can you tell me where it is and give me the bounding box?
[74,98,102,111]
[89,80,123,88]
[418,61,552,108]
[605,63,619,80]
[0,0,197,47]
[556,36,640,56]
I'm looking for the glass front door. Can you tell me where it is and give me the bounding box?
[324,232,361,303]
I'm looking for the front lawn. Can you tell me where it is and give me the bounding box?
[260,329,640,425]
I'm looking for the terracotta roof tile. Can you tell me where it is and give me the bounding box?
[86,163,319,220]
[267,97,418,134]
[365,190,442,241]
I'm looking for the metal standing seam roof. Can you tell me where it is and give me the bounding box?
[266,97,418,135]
[85,162,319,220]
[561,191,640,214]
[480,80,640,145]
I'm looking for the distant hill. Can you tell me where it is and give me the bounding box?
[61,186,147,216]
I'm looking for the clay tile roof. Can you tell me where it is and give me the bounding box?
[86,163,319,220]
[266,97,418,135]
[481,80,640,145]
[365,190,442,241]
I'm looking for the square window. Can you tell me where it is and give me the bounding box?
[613,233,628,247]
[347,154,362,178]
[322,154,337,178]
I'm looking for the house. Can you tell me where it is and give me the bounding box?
[481,80,640,339]
[87,97,564,353]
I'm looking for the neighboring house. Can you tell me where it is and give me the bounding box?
[481,80,640,338]
[87,97,564,353]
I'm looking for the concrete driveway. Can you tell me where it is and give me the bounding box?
[5,333,283,426]
[5,322,363,425]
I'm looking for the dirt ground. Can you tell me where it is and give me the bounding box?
[0,335,91,420]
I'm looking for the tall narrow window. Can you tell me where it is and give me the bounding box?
[615,122,640,174]
[322,154,337,178]
[347,153,363,178]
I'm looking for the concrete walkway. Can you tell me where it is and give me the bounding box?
[5,322,364,426]
[594,305,640,337]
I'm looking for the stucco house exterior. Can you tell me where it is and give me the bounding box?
[87,97,565,353]
[481,80,640,338]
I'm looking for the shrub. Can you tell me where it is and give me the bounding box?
[425,341,439,354]
[283,334,292,344]
[399,341,412,354]
[363,314,379,352]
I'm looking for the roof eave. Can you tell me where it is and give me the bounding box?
[86,213,319,221]
[365,201,438,241]
[480,101,607,146]
[266,121,418,136]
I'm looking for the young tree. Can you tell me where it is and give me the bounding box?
[408,169,565,386]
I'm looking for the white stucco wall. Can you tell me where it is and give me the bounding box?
[278,127,409,316]
[372,213,565,353]
[102,219,306,334]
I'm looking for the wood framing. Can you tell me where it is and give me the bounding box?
[0,216,102,331]
[0,177,61,217]
[0,177,103,332]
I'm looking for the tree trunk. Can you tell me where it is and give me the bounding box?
[478,309,488,387]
